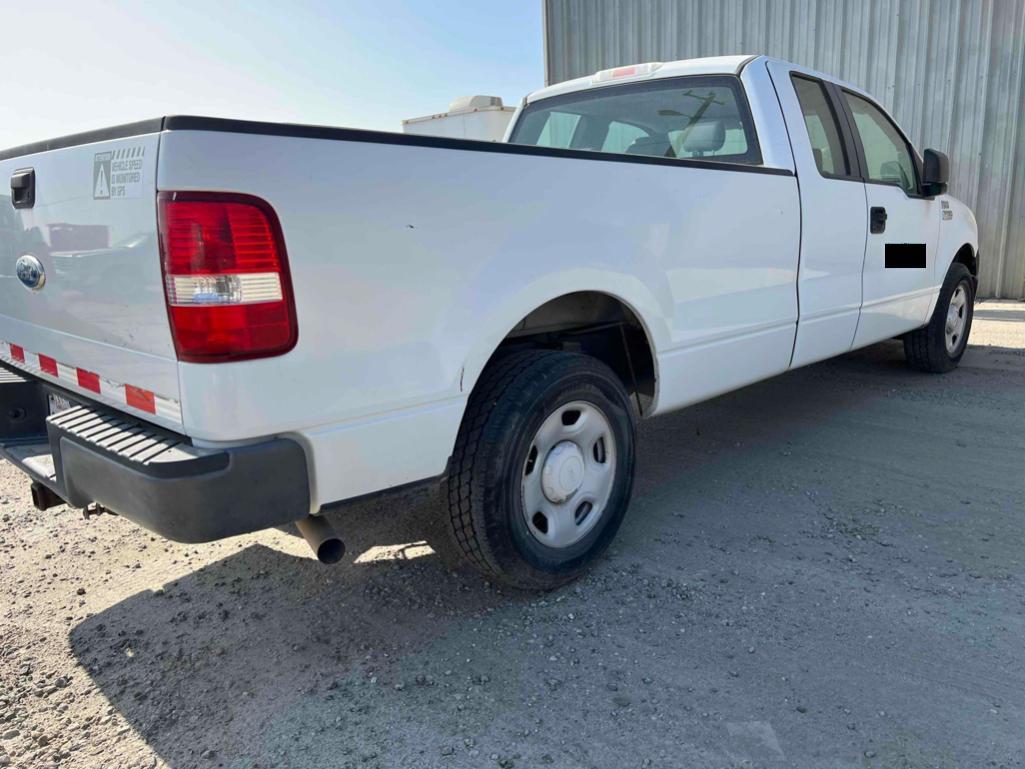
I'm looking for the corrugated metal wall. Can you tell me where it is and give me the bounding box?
[544,0,1025,299]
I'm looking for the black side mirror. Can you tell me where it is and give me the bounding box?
[922,148,949,196]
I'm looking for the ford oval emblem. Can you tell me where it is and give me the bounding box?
[15,254,46,291]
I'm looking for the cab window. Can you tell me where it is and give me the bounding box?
[843,92,917,194]
[509,76,761,165]
[601,121,648,153]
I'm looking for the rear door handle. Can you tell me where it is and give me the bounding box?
[11,168,35,209]
[870,206,887,234]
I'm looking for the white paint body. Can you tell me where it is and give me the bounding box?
[0,56,978,514]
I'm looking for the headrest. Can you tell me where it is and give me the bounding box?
[681,120,726,153]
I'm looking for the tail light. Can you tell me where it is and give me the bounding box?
[157,191,298,362]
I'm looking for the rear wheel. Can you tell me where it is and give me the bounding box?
[904,262,974,373]
[446,350,636,590]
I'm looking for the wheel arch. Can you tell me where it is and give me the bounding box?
[952,243,978,285]
[459,278,669,419]
[935,196,979,289]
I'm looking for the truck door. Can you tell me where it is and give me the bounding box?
[767,62,867,367]
[837,90,941,347]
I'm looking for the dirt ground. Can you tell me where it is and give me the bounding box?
[1,299,1023,769]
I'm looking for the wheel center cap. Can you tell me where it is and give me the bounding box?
[541,440,585,504]
[947,306,959,332]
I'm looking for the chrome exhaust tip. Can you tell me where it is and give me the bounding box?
[295,515,345,564]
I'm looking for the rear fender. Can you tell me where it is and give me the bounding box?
[459,270,669,412]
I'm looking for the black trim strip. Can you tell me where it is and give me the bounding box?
[1,114,795,178]
[0,119,165,162]
[164,115,792,176]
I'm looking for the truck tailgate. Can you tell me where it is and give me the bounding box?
[0,128,181,426]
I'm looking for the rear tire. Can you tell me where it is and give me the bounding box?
[903,262,974,373]
[446,350,636,590]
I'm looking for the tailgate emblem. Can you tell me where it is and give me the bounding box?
[15,254,46,291]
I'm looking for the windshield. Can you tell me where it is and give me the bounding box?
[509,75,761,165]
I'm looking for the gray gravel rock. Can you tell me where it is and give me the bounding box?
[0,307,1023,768]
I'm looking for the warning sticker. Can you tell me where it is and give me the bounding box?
[93,145,145,200]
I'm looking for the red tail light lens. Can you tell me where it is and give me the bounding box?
[158,192,298,362]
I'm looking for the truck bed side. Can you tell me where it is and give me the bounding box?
[155,118,799,508]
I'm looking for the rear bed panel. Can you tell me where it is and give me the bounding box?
[0,132,182,428]
[156,121,798,512]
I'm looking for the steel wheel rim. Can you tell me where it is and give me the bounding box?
[945,283,968,355]
[521,400,617,549]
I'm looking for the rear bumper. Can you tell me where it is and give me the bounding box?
[0,364,310,543]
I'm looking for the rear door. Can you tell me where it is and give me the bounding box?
[0,130,182,426]
[839,90,941,347]
[768,61,868,367]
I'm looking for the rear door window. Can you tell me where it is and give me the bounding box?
[791,76,851,177]
[510,76,762,165]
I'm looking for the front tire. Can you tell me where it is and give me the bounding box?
[904,262,975,373]
[446,350,637,590]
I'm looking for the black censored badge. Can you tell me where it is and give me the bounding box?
[885,243,926,269]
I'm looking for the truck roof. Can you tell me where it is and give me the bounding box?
[526,55,758,104]
[526,54,870,106]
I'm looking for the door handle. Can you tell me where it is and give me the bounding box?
[870,206,887,234]
[11,168,35,209]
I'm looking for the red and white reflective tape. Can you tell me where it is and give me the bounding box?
[0,340,182,423]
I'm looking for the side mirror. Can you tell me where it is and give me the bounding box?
[922,148,949,196]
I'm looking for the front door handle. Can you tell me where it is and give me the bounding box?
[870,206,887,234]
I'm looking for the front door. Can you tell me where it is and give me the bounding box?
[840,90,941,347]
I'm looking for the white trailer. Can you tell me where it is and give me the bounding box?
[402,95,515,141]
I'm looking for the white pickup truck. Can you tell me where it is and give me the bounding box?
[0,55,978,589]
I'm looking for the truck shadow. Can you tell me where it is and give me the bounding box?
[66,340,1024,768]
[67,483,517,767]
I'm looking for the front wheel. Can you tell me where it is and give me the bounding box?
[904,262,975,373]
[446,350,637,590]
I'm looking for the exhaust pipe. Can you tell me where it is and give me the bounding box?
[295,515,345,564]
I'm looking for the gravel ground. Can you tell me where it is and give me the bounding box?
[1,299,1024,769]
